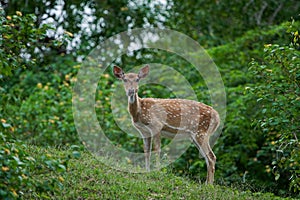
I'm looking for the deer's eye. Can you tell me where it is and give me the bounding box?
[135,78,139,82]
[123,78,128,82]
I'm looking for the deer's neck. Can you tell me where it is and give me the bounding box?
[128,93,140,122]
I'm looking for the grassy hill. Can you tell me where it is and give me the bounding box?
[23,145,292,200]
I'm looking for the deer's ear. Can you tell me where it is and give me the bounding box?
[113,66,124,79]
[138,65,149,79]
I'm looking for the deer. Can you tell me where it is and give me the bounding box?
[113,65,220,184]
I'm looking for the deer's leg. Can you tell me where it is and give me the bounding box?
[192,135,216,184]
[143,136,152,171]
[152,132,161,168]
[202,141,216,184]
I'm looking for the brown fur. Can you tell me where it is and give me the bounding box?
[113,65,220,184]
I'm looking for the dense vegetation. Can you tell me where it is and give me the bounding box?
[1,0,299,199]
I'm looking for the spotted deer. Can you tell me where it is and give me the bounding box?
[113,65,220,184]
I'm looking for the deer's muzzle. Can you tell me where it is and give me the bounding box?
[127,89,135,97]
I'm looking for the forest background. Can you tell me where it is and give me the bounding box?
[0,0,299,199]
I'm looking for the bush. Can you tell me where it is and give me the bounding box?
[0,9,68,78]
[0,10,76,199]
[0,131,69,199]
[16,70,78,145]
[248,21,300,195]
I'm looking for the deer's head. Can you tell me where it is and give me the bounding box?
[113,65,149,104]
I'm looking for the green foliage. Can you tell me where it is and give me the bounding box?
[0,56,80,146]
[21,74,76,145]
[0,9,79,198]
[166,22,297,194]
[166,0,300,47]
[248,26,300,194]
[0,132,72,199]
[1,1,300,198]
[0,8,67,78]
[4,0,166,57]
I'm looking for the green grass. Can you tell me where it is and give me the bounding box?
[24,146,292,200]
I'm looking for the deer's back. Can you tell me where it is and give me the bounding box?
[138,98,219,137]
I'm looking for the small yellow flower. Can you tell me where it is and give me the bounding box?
[37,83,43,88]
[294,31,298,37]
[22,174,28,179]
[63,81,69,87]
[103,74,110,79]
[58,176,64,182]
[6,16,12,20]
[120,7,128,11]
[264,44,272,48]
[271,141,275,145]
[2,166,10,172]
[65,74,70,81]
[71,77,77,83]
[53,116,60,120]
[125,157,132,164]
[49,119,55,124]
[4,148,10,155]
[11,189,18,197]
[44,85,49,90]
[10,126,15,132]
[73,65,80,69]
[16,11,22,16]
[1,119,6,123]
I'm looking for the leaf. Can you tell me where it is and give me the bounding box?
[275,173,280,181]
[13,156,24,165]
[45,160,52,167]
[1,123,11,128]
[58,164,66,172]
[257,98,263,102]
[72,151,81,159]
[70,145,80,150]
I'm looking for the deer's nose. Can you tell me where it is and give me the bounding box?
[127,89,135,96]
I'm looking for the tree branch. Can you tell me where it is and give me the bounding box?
[268,2,284,24]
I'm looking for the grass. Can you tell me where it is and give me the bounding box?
[24,145,292,200]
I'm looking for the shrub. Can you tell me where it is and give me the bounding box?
[248,21,300,195]
[0,131,68,199]
[0,9,68,78]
